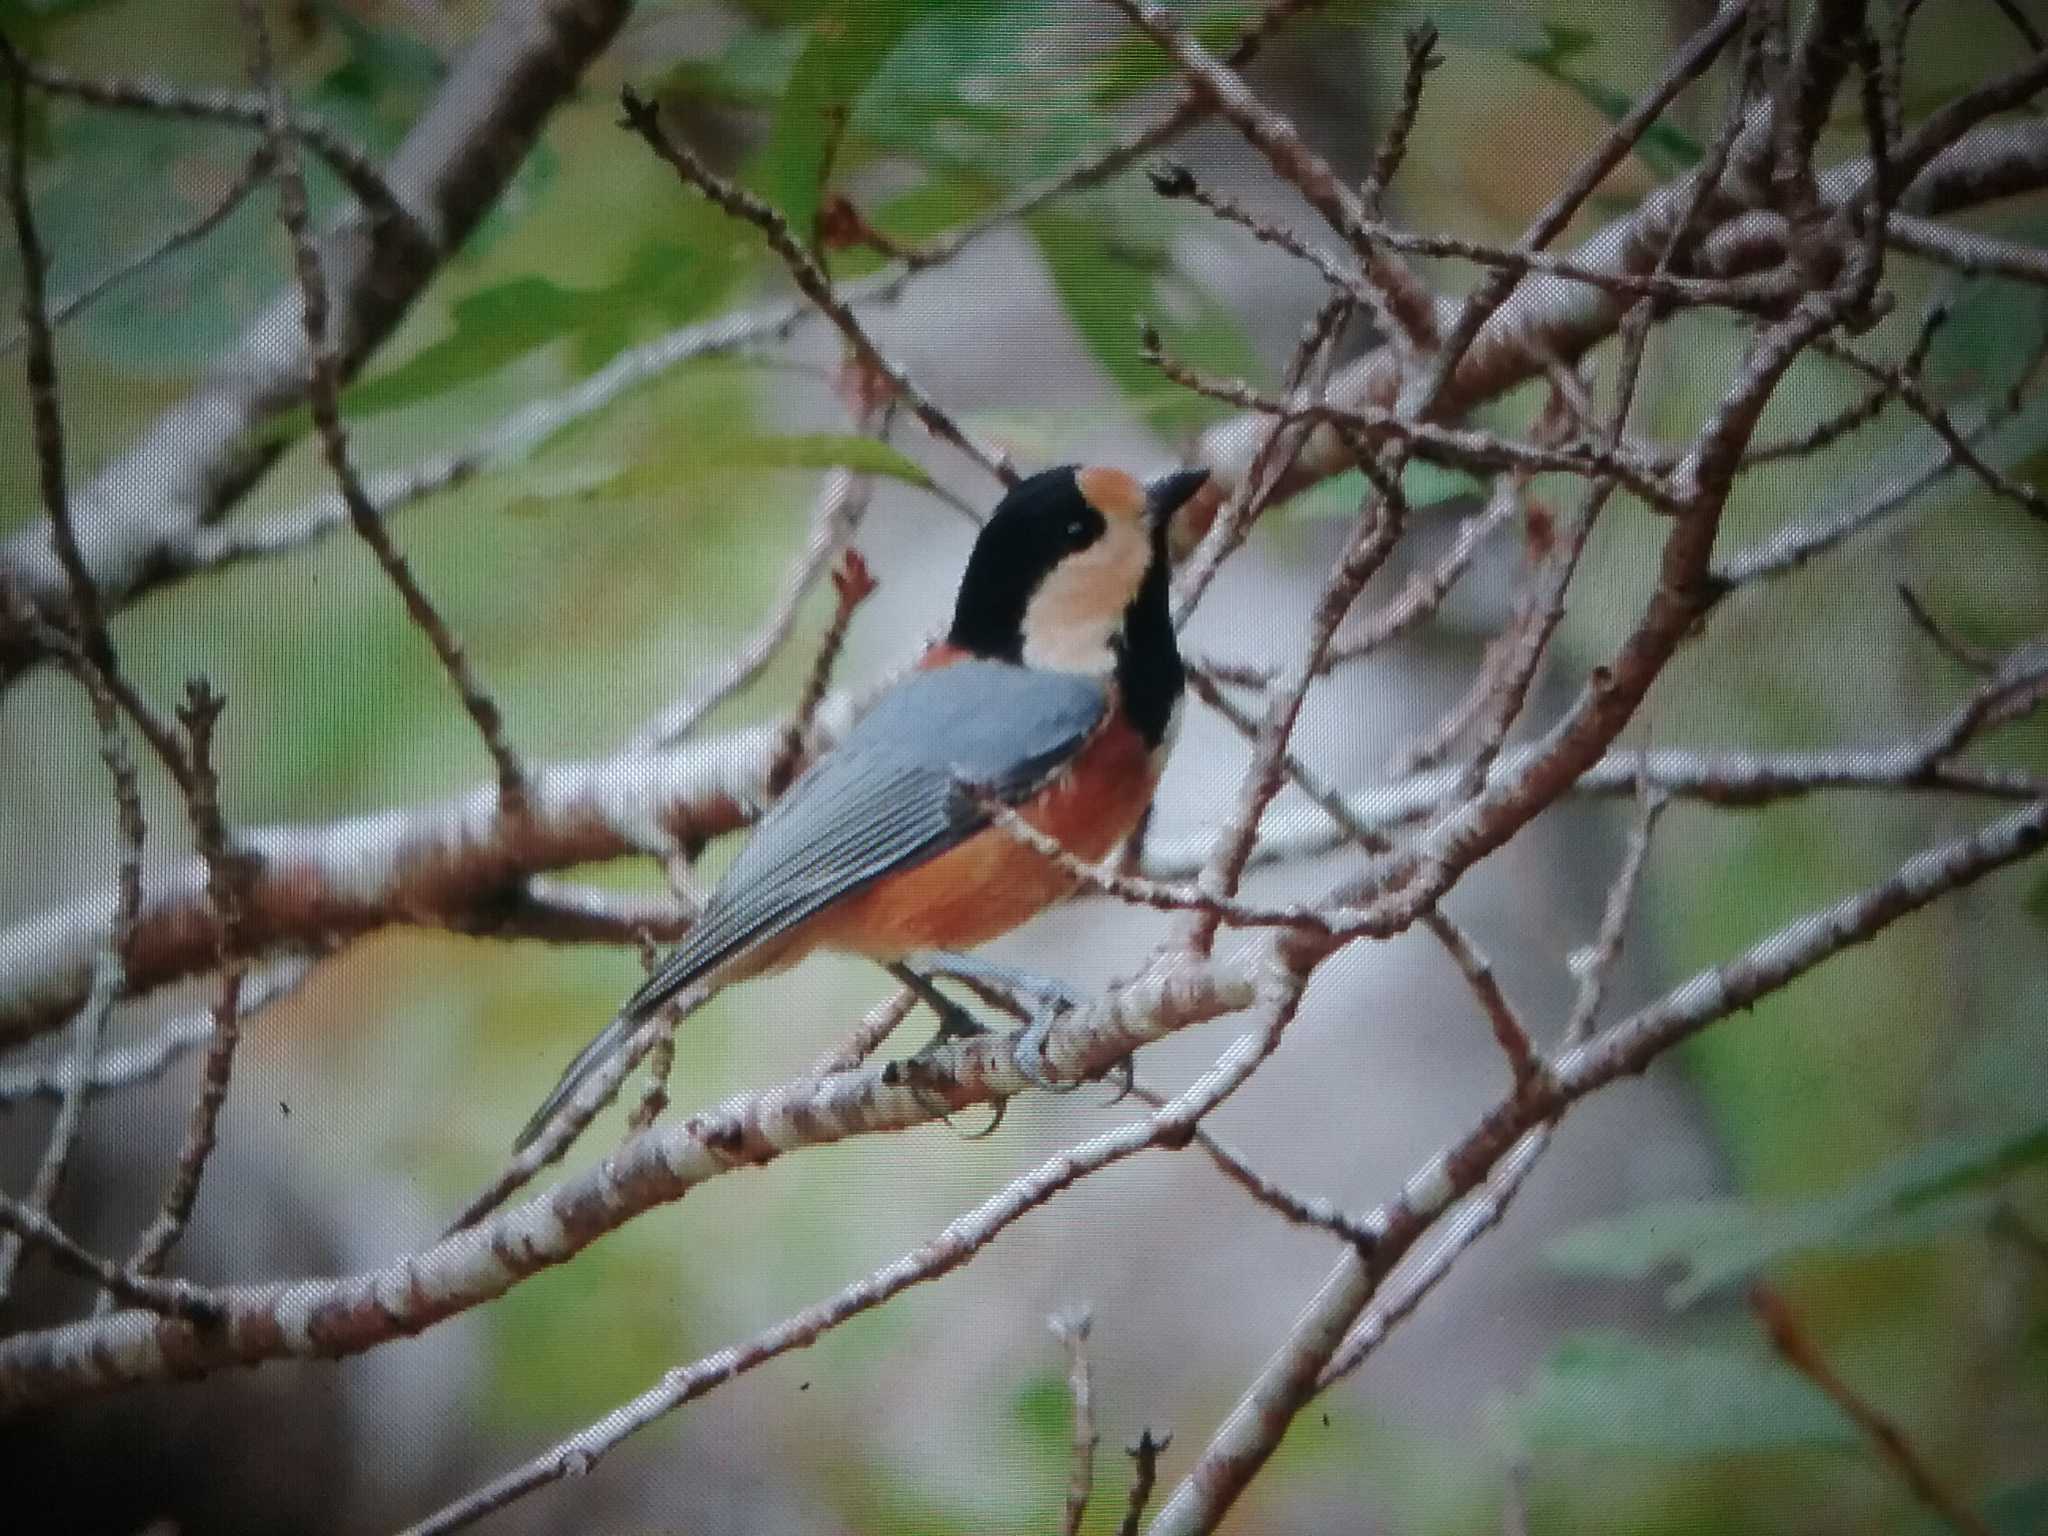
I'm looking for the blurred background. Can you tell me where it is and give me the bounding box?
[2,0,2045,1532]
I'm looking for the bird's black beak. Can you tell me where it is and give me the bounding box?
[1145,468,1210,526]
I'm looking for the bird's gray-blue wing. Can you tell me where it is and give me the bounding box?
[514,661,1104,1148]
[626,658,1107,1017]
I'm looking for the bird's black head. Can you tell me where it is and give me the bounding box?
[947,464,1207,745]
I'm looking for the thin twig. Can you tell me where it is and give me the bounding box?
[1750,1284,1998,1536]
[1123,1078,1378,1248]
[1168,290,1354,624]
[1,37,191,791]
[1898,584,1999,673]
[13,56,415,238]
[1101,0,1439,357]
[1562,779,1669,1041]
[0,1196,222,1323]
[1151,157,1797,316]
[0,953,316,1110]
[1051,1307,1098,1536]
[237,0,531,819]
[1187,464,1411,955]
[1816,333,2048,522]
[0,66,153,1302]
[765,547,878,797]
[385,965,1297,1534]
[1361,22,1441,214]
[1120,1428,1170,1536]
[619,87,1015,489]
[121,680,253,1286]
[1986,0,2045,52]
[0,147,273,360]
[638,437,885,752]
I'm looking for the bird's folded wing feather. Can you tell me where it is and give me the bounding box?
[619,658,1108,1022]
[515,661,1106,1148]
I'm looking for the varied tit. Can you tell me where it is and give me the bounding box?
[516,464,1209,1150]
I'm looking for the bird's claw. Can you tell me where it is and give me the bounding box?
[882,1005,1007,1139]
[1011,1002,1085,1092]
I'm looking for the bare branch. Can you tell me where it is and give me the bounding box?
[1122,1079,1378,1249]
[0,954,316,1111]
[766,547,878,797]
[389,978,1311,1536]
[1888,211,2048,287]
[0,0,636,679]
[1101,0,1439,357]
[1816,334,2048,522]
[12,57,411,233]
[1562,783,1669,1041]
[0,1196,221,1323]
[1147,798,2048,1535]
[1316,1124,1552,1393]
[638,452,882,752]
[0,962,1257,1415]
[121,681,253,1287]
[0,72,152,1300]
[1898,584,2001,674]
[1360,21,1441,214]
[239,0,530,818]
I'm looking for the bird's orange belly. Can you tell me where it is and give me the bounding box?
[804,716,1159,959]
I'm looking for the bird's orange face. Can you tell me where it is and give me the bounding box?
[943,465,1205,749]
[1020,467,1154,675]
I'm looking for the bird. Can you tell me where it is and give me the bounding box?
[514,464,1210,1150]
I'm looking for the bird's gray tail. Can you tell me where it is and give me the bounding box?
[513,987,680,1153]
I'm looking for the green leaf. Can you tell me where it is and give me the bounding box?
[1417,4,1555,55]
[2026,870,2048,928]
[655,26,806,108]
[32,111,292,372]
[1985,1478,2048,1536]
[1548,1113,2048,1306]
[0,0,119,32]
[1497,1331,1860,1455]
[749,2,922,241]
[1926,257,2048,399]
[312,1,445,109]
[1509,23,1703,179]
[1286,462,1485,518]
[1007,1368,1075,1464]
[265,238,733,440]
[1029,207,1267,438]
[1088,5,1254,106]
[577,431,936,502]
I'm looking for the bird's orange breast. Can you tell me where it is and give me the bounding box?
[803,707,1160,960]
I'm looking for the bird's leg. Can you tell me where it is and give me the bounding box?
[881,962,1005,1139]
[886,961,994,1045]
[905,951,1130,1096]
